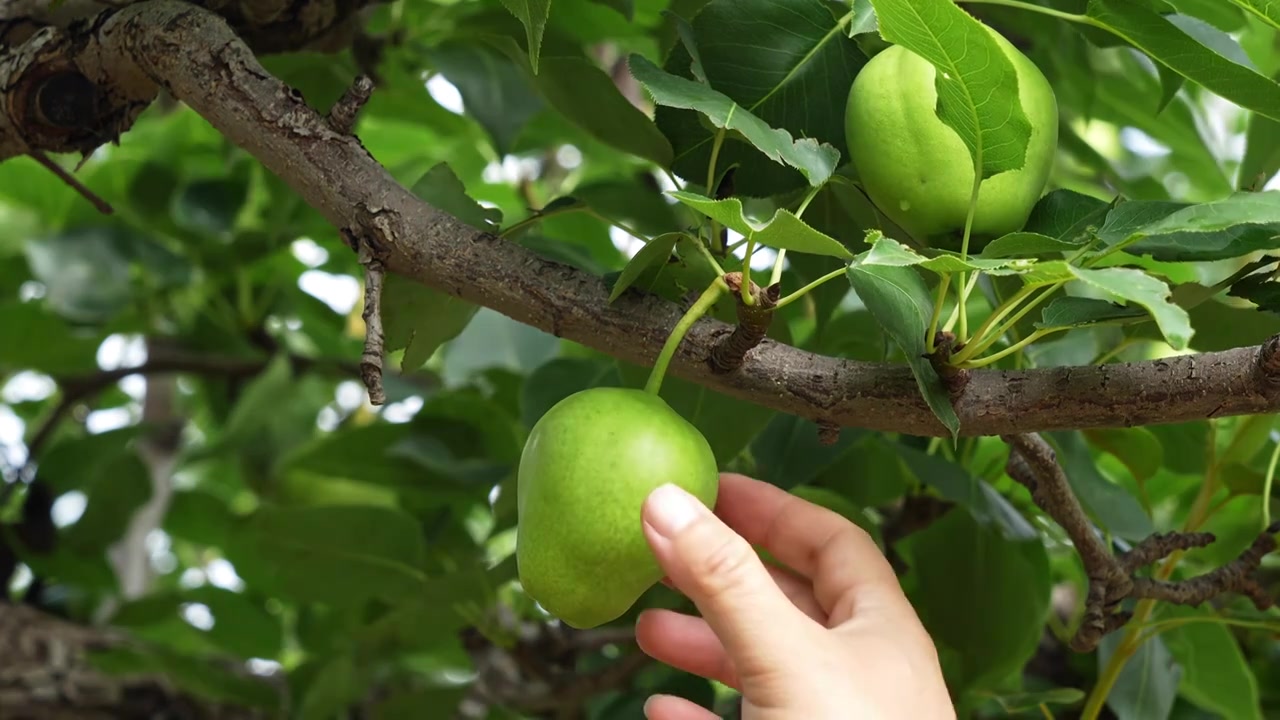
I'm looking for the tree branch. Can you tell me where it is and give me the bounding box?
[11,0,1280,438]
[1004,433,1278,652]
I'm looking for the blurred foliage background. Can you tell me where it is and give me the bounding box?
[2,0,1280,718]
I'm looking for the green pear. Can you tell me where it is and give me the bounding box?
[516,387,719,628]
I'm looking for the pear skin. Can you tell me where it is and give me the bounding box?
[516,387,719,628]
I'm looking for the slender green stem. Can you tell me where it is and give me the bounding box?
[770,248,788,287]
[584,208,647,244]
[959,327,1059,368]
[774,267,846,310]
[942,271,982,334]
[1263,438,1280,530]
[706,127,728,196]
[741,237,756,306]
[952,279,1059,361]
[954,0,1085,22]
[725,237,749,255]
[954,281,1036,356]
[499,203,582,238]
[794,184,822,219]
[645,280,728,395]
[927,274,953,352]
[693,235,728,275]
[955,161,984,343]
[705,124,730,254]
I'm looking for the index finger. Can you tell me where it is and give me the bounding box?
[712,473,908,622]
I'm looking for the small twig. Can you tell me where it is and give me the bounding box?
[30,150,113,214]
[326,74,374,135]
[1117,531,1216,573]
[816,420,841,446]
[708,272,778,374]
[1004,433,1280,652]
[1130,525,1278,608]
[343,226,390,405]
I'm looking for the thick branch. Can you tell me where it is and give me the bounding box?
[19,0,1280,437]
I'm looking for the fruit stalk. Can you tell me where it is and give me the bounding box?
[644,279,727,395]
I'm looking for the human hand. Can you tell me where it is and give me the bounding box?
[636,473,955,720]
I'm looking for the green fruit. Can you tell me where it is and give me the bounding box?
[516,387,719,629]
[844,25,1058,244]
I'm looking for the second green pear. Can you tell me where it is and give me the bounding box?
[516,387,719,629]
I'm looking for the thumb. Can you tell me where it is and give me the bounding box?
[642,483,812,665]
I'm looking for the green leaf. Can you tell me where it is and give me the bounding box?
[1160,605,1263,720]
[427,42,544,155]
[0,301,104,374]
[1085,427,1165,485]
[1120,191,1280,236]
[894,444,1037,539]
[1047,432,1154,541]
[630,55,841,187]
[1169,0,1247,31]
[226,505,427,606]
[898,507,1051,693]
[111,586,284,661]
[1067,266,1193,349]
[1024,189,1112,241]
[870,0,1032,180]
[749,414,868,490]
[1240,109,1280,190]
[23,226,136,323]
[609,232,681,302]
[187,354,294,460]
[1101,631,1181,720]
[1085,0,1280,123]
[846,259,960,437]
[63,452,152,553]
[358,558,517,653]
[1228,0,1280,31]
[171,177,248,238]
[978,232,1086,259]
[440,308,562,386]
[652,0,866,197]
[586,0,632,19]
[383,276,479,372]
[668,192,853,259]
[527,54,675,168]
[1099,196,1280,262]
[299,652,368,720]
[1035,296,1147,330]
[411,163,503,232]
[497,0,552,73]
[384,161,495,370]
[374,687,472,719]
[861,231,1031,273]
[986,688,1087,714]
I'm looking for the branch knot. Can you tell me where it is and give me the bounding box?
[708,272,779,374]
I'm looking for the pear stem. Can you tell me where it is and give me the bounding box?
[644,279,727,395]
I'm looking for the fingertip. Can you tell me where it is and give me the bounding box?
[644,694,720,720]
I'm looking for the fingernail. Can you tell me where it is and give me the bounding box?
[646,483,703,537]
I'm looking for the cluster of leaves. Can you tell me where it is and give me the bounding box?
[0,0,1279,718]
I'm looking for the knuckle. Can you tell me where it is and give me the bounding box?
[687,528,757,594]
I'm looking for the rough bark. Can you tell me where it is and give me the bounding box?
[0,0,1265,438]
[0,603,272,719]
